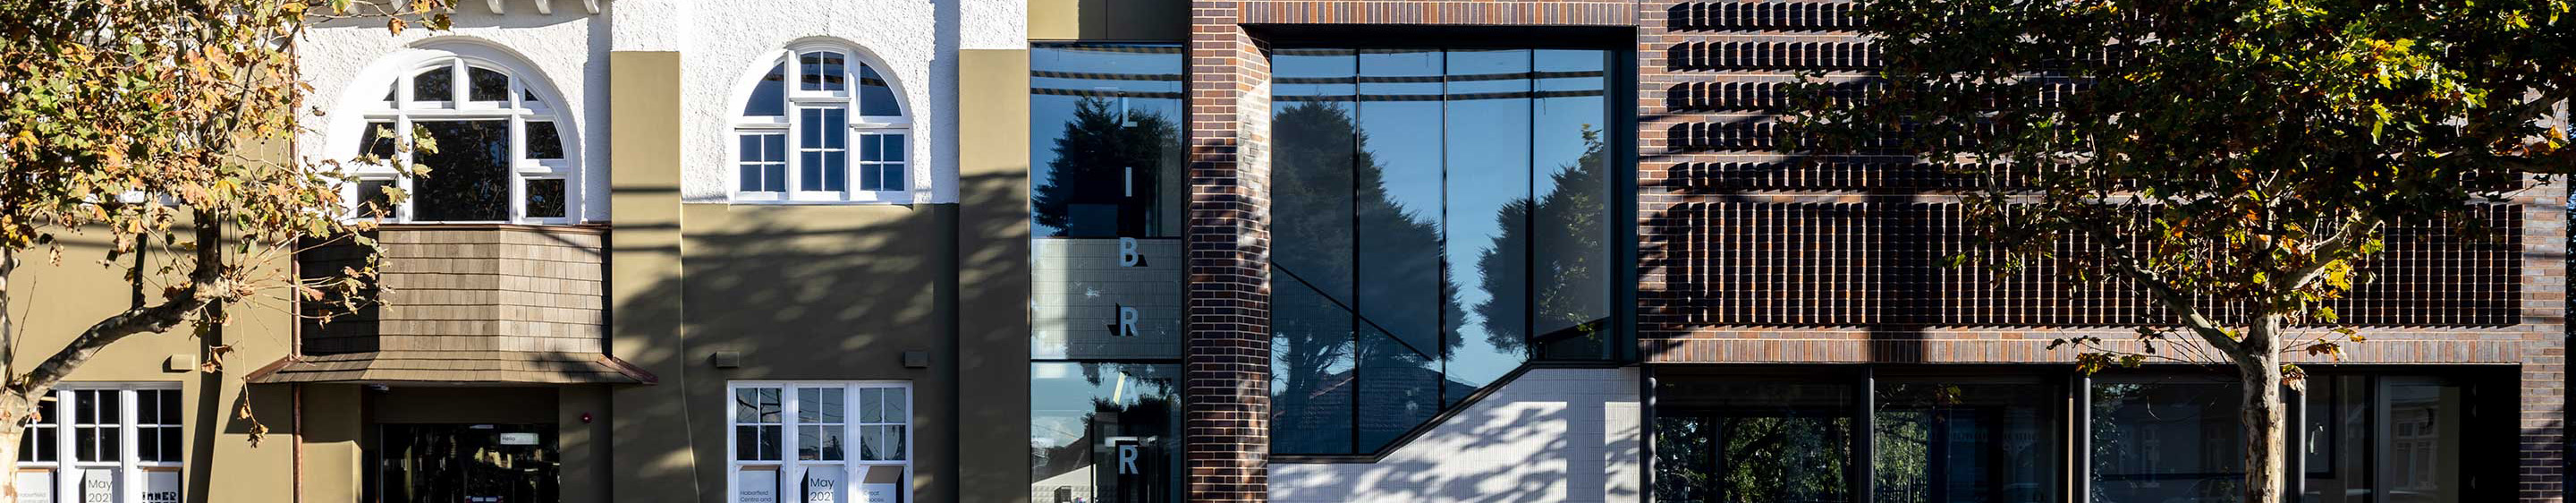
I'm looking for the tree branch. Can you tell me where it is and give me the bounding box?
[2101,234,2242,354]
[11,210,226,396]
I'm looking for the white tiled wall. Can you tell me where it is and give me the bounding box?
[1272,367,1645,503]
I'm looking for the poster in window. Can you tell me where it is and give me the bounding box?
[739,468,780,503]
[799,467,843,503]
[17,469,52,503]
[140,470,179,503]
[856,483,898,503]
[74,468,114,503]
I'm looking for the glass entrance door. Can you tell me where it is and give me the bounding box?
[374,424,560,503]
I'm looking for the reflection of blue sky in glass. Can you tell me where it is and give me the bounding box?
[1441,48,1534,403]
[1030,45,1185,238]
[1265,47,1612,453]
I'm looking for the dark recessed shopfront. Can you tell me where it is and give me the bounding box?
[1648,366,2515,503]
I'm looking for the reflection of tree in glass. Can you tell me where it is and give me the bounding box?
[1032,98,1181,237]
[1657,413,1853,502]
[1472,126,1610,357]
[1031,365,1176,493]
[1267,101,1466,453]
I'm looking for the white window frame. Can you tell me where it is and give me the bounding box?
[729,45,912,204]
[348,55,577,225]
[725,380,911,503]
[14,383,182,503]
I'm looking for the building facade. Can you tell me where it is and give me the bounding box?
[0,0,2563,502]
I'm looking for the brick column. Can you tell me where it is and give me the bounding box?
[2514,177,2569,503]
[1184,3,1275,502]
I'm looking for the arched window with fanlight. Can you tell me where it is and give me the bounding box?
[348,55,576,224]
[731,45,911,203]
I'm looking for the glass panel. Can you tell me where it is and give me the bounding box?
[860,425,906,461]
[801,51,846,91]
[153,427,179,463]
[365,121,399,159]
[1875,380,2060,503]
[857,134,882,192]
[157,389,179,424]
[799,425,843,461]
[737,388,783,423]
[375,424,560,503]
[1354,327,1438,452]
[2305,376,2467,503]
[1270,49,1358,308]
[525,122,564,159]
[858,64,901,116]
[860,133,904,192]
[1655,379,1854,502]
[878,388,906,422]
[745,62,787,116]
[809,388,845,423]
[1353,48,1446,355]
[1530,49,1615,361]
[468,67,509,102]
[739,133,787,192]
[2092,378,2241,503]
[411,66,452,102]
[1441,48,1533,406]
[524,178,566,218]
[2305,375,2373,502]
[797,108,848,192]
[356,179,395,217]
[1030,44,1188,239]
[2378,379,2462,503]
[822,152,847,194]
[1030,362,1182,503]
[856,388,882,423]
[1268,266,1355,456]
[411,120,514,221]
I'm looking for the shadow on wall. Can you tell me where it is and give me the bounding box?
[1271,368,1644,503]
[605,171,1027,501]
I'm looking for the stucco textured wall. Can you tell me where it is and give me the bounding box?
[677,0,1027,204]
[301,10,612,220]
[298,0,1030,217]
[1270,368,1645,503]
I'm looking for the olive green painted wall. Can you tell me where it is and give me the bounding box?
[1028,0,1189,41]
[956,48,1035,503]
[4,223,308,503]
[674,203,961,503]
[606,49,705,500]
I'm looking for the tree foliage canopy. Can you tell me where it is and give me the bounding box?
[0,0,443,402]
[1796,0,2573,365]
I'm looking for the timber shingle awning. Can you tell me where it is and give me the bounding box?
[245,351,655,385]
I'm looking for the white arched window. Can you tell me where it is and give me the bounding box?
[348,55,575,224]
[731,45,911,203]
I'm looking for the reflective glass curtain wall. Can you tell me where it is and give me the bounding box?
[1652,374,2063,503]
[1268,47,1617,456]
[1029,43,1188,503]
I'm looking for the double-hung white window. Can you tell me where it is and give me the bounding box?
[350,55,577,224]
[14,384,183,503]
[727,381,910,503]
[733,47,911,203]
